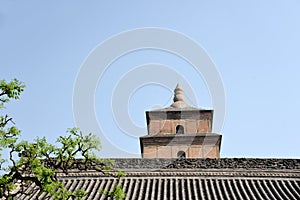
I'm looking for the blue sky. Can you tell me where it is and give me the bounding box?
[1,1,300,158]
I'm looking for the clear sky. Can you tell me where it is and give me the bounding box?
[1,1,300,158]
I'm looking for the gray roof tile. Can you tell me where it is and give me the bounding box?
[10,158,300,199]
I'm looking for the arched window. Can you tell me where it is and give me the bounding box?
[177,151,186,158]
[176,125,184,134]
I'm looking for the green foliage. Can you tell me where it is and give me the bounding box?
[101,183,127,200]
[109,184,127,200]
[0,79,24,173]
[116,171,126,178]
[0,78,25,108]
[0,79,125,199]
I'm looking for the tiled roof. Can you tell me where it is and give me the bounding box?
[13,158,300,199]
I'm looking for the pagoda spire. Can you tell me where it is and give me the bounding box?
[170,83,188,108]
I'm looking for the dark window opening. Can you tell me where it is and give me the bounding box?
[176,125,184,134]
[177,151,186,158]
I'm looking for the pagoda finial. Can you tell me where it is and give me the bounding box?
[170,83,188,108]
[173,83,184,102]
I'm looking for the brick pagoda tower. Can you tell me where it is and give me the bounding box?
[140,84,222,158]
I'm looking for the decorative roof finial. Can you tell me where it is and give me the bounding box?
[173,83,184,102]
[170,83,188,108]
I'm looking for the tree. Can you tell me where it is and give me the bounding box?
[0,79,125,199]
